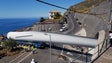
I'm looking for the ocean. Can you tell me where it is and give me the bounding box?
[0,18,39,35]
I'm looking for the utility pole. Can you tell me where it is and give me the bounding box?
[44,33,52,63]
[110,0,112,30]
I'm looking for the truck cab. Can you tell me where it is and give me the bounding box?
[33,42,46,49]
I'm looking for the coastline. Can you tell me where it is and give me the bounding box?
[15,19,61,32]
[14,25,33,31]
[14,21,39,32]
[0,23,36,41]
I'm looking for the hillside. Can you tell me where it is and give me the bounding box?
[68,0,107,14]
[65,0,110,26]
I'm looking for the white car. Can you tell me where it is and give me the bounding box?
[62,27,68,31]
[109,33,112,39]
[59,26,68,32]
[59,28,64,32]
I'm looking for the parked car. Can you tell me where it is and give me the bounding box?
[59,26,68,32]
[59,28,64,32]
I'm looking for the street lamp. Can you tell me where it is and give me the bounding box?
[44,33,52,63]
[49,34,52,63]
[109,0,112,30]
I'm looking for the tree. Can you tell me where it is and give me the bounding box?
[40,17,45,22]
[2,39,17,51]
[53,12,62,19]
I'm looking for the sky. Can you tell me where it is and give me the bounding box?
[0,0,84,19]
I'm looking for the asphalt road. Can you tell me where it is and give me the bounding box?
[63,13,81,35]
[21,49,51,63]
[9,52,32,63]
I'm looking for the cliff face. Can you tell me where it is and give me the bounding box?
[89,0,110,22]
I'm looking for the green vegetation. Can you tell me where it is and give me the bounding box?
[53,12,62,19]
[0,39,22,56]
[40,17,45,22]
[68,0,107,14]
[2,38,17,51]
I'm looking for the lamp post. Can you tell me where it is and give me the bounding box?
[110,0,112,30]
[49,34,52,63]
[44,33,52,63]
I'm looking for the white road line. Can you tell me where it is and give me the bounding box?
[17,52,32,63]
[9,52,26,63]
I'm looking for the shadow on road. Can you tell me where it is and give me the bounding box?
[46,44,91,55]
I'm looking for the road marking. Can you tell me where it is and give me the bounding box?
[17,52,32,63]
[9,52,26,63]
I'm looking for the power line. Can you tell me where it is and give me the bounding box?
[36,0,73,11]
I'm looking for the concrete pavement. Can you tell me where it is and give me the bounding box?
[74,28,87,36]
[94,47,112,63]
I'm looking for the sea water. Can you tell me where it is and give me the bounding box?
[0,18,39,35]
